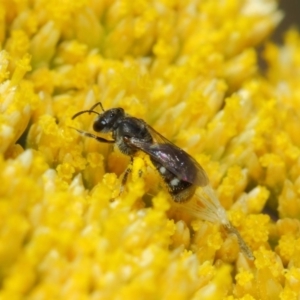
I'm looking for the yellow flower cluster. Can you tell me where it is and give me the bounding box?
[1,0,300,299]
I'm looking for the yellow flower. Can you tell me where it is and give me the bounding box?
[1,0,300,299]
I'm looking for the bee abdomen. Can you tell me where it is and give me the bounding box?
[152,161,196,203]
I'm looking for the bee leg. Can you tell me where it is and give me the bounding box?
[69,127,115,143]
[119,157,134,195]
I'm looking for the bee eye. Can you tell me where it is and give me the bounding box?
[93,120,102,131]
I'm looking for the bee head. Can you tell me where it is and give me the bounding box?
[72,103,125,133]
[93,108,125,133]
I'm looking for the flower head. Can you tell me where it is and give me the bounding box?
[1,0,300,299]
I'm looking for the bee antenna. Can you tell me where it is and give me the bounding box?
[89,102,105,112]
[71,110,100,120]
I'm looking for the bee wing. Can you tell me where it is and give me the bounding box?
[128,125,209,187]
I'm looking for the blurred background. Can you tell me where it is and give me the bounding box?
[273,0,300,43]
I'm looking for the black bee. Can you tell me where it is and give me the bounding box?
[71,102,254,260]
[71,102,209,203]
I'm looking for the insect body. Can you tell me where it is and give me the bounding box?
[72,102,254,260]
[71,102,208,203]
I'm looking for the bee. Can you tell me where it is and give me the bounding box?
[71,102,254,260]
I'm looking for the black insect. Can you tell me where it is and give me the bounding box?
[71,102,209,202]
[71,102,254,260]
